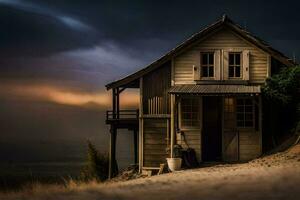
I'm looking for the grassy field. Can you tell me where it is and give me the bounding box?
[1,144,299,200]
[0,162,84,191]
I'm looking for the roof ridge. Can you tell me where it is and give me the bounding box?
[222,14,228,22]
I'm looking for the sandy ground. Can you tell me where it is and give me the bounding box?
[2,144,300,200]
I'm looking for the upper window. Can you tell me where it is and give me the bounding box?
[181,98,200,128]
[201,52,214,78]
[236,98,254,128]
[229,53,241,78]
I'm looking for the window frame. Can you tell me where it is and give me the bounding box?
[236,97,255,128]
[224,97,236,129]
[228,52,242,79]
[179,96,201,130]
[200,52,215,79]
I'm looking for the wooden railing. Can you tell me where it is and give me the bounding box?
[148,96,163,114]
[106,109,139,121]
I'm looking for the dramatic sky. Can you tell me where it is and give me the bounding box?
[0,0,300,168]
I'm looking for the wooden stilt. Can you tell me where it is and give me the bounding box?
[106,85,139,176]
[133,129,138,164]
[109,88,119,179]
[112,89,116,119]
[116,88,120,119]
[138,77,143,173]
[259,95,263,155]
[109,126,117,179]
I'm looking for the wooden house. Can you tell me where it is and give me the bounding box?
[105,15,295,178]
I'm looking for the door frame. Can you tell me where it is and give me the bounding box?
[222,96,238,162]
[201,96,223,162]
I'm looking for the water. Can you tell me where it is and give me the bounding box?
[0,133,134,190]
[0,101,135,189]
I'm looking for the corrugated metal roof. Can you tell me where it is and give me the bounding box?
[169,85,261,95]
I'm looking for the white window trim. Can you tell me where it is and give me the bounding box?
[200,51,215,80]
[236,97,255,129]
[228,52,243,79]
[179,96,202,130]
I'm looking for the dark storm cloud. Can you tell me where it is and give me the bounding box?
[1,0,300,58]
[0,0,98,57]
[0,0,300,88]
[27,0,300,40]
[1,0,300,102]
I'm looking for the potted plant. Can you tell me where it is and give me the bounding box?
[166,145,183,172]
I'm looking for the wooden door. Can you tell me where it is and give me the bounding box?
[223,129,239,161]
[223,97,239,162]
[202,97,222,161]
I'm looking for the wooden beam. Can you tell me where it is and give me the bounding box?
[170,94,175,158]
[109,126,117,179]
[116,88,120,119]
[259,95,263,155]
[221,96,225,161]
[119,87,126,94]
[171,57,175,86]
[138,77,144,173]
[166,118,170,147]
[267,55,271,78]
[112,89,116,119]
[133,130,138,164]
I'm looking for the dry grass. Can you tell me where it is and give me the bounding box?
[1,144,300,200]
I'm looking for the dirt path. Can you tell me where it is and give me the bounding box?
[3,145,300,200]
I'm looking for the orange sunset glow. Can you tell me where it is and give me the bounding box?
[0,83,139,108]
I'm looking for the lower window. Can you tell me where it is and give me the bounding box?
[224,97,235,129]
[181,97,200,128]
[236,98,254,128]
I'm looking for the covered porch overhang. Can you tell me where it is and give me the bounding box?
[169,84,261,96]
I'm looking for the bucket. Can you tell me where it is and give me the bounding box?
[166,158,182,172]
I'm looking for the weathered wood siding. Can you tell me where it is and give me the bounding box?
[177,96,202,162]
[174,27,269,84]
[143,61,171,114]
[177,130,201,162]
[143,118,169,167]
[142,61,171,167]
[239,129,261,161]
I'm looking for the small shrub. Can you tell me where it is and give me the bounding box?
[80,141,108,182]
[262,65,300,105]
[262,65,300,149]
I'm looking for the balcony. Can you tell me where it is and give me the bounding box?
[106,109,139,129]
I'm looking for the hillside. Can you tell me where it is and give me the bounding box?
[2,143,300,200]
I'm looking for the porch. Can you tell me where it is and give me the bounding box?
[169,84,262,163]
[105,82,140,178]
[106,109,139,128]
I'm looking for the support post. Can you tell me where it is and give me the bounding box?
[170,94,175,158]
[133,129,138,164]
[138,77,143,173]
[112,88,120,119]
[109,126,117,179]
[116,87,120,119]
[259,95,263,155]
[109,88,119,179]
[112,89,116,119]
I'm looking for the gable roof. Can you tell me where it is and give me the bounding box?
[106,15,296,90]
